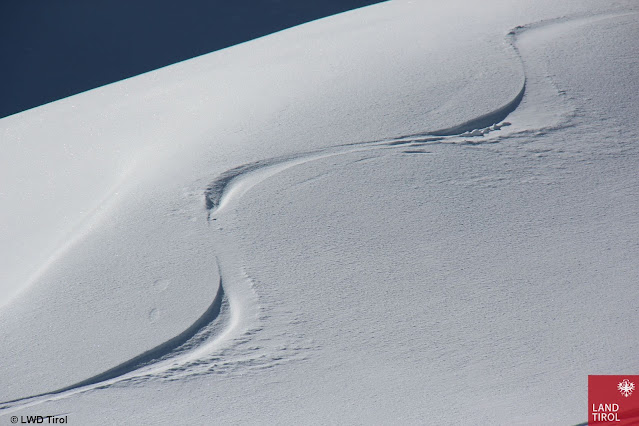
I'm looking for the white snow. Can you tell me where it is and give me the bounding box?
[1,0,638,424]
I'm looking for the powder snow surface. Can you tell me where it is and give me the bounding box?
[1,0,638,424]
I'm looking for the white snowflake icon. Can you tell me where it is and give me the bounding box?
[618,379,635,397]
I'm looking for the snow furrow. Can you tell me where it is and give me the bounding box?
[0,265,228,412]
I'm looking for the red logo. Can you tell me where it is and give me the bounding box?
[589,375,639,424]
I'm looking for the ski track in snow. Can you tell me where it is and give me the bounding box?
[0,11,631,415]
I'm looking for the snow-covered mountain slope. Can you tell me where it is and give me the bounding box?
[1,0,638,424]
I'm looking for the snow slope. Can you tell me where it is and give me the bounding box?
[1,0,638,424]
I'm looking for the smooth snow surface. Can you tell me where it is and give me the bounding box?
[1,0,638,424]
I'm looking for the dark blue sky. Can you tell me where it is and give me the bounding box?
[0,0,383,118]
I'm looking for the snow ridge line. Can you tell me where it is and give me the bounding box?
[202,27,535,216]
[204,156,299,219]
[204,101,525,218]
[0,264,226,411]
